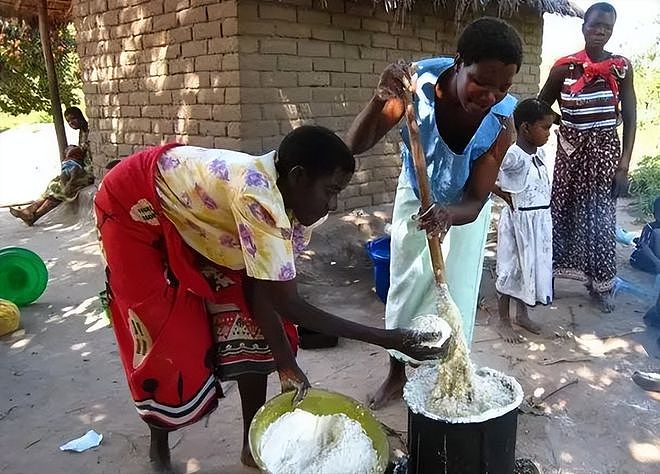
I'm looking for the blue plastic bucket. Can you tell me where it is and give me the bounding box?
[365,236,391,303]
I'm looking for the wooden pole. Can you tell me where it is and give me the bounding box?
[37,0,67,161]
[404,96,447,285]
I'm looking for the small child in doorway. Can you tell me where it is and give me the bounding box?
[493,98,556,343]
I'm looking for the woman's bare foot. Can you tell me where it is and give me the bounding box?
[593,290,615,313]
[496,318,524,343]
[367,356,406,410]
[515,303,541,334]
[241,444,258,468]
[9,207,35,226]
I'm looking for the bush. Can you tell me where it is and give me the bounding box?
[630,154,660,220]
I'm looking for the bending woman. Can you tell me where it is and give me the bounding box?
[95,126,445,472]
[345,17,521,409]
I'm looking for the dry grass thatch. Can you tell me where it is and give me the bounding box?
[0,0,583,25]
[373,0,582,18]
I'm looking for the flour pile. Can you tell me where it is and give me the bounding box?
[259,409,379,474]
[404,366,522,421]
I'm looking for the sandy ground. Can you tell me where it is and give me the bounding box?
[0,129,658,473]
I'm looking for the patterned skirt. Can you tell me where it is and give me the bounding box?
[94,145,297,430]
[551,125,620,292]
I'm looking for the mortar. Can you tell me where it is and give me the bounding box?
[404,366,524,474]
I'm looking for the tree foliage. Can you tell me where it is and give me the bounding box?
[0,18,81,116]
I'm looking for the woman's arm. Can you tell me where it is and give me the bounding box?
[344,61,410,155]
[418,116,516,234]
[538,65,567,108]
[250,278,447,361]
[613,58,637,197]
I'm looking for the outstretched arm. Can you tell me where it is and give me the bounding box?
[344,61,411,155]
[248,277,448,389]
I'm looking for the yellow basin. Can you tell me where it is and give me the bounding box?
[248,388,389,473]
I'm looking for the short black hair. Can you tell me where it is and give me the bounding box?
[457,17,523,72]
[276,125,355,179]
[64,106,84,119]
[584,2,617,23]
[513,98,556,130]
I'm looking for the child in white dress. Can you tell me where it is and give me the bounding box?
[494,98,556,343]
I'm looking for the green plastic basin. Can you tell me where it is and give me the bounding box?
[0,247,48,306]
[249,388,389,473]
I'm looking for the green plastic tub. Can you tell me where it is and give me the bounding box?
[0,247,48,306]
[249,388,389,473]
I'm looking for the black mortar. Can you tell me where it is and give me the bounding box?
[406,406,518,474]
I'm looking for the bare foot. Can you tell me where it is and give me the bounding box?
[496,318,524,343]
[9,207,35,226]
[367,370,406,410]
[593,290,615,313]
[241,444,258,468]
[515,304,541,335]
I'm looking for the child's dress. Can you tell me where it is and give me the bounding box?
[496,144,553,305]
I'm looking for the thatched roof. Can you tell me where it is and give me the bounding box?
[378,0,583,17]
[0,0,582,25]
[0,0,72,23]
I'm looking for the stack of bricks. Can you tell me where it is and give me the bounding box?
[73,0,543,210]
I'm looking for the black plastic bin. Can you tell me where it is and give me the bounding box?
[406,407,518,474]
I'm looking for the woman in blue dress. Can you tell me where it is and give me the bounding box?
[345,17,522,409]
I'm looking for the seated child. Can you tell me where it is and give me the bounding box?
[59,146,92,196]
[493,98,556,343]
[630,196,660,275]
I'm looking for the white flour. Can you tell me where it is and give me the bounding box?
[259,409,378,474]
[404,366,522,422]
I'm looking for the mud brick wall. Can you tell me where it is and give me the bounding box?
[73,0,543,210]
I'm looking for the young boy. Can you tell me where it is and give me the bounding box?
[630,197,660,275]
[95,125,447,472]
[494,99,556,343]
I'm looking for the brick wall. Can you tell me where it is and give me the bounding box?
[73,0,543,210]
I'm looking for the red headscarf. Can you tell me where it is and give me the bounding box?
[554,50,628,102]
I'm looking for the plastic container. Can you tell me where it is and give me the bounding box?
[0,247,48,306]
[249,388,389,473]
[0,299,20,336]
[404,367,523,474]
[365,236,391,303]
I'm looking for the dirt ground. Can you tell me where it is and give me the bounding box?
[1,184,659,473]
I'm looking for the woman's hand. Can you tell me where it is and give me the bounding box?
[375,60,414,101]
[278,363,311,405]
[416,203,453,240]
[612,168,630,198]
[392,328,451,361]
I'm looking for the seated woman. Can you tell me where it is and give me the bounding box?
[630,196,660,275]
[10,107,94,226]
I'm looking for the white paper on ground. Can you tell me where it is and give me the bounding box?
[59,430,103,452]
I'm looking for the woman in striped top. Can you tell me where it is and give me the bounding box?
[539,2,636,312]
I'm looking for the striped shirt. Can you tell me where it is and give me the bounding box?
[559,62,622,130]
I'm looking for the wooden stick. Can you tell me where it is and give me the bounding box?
[539,378,578,403]
[403,96,446,285]
[541,357,593,366]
